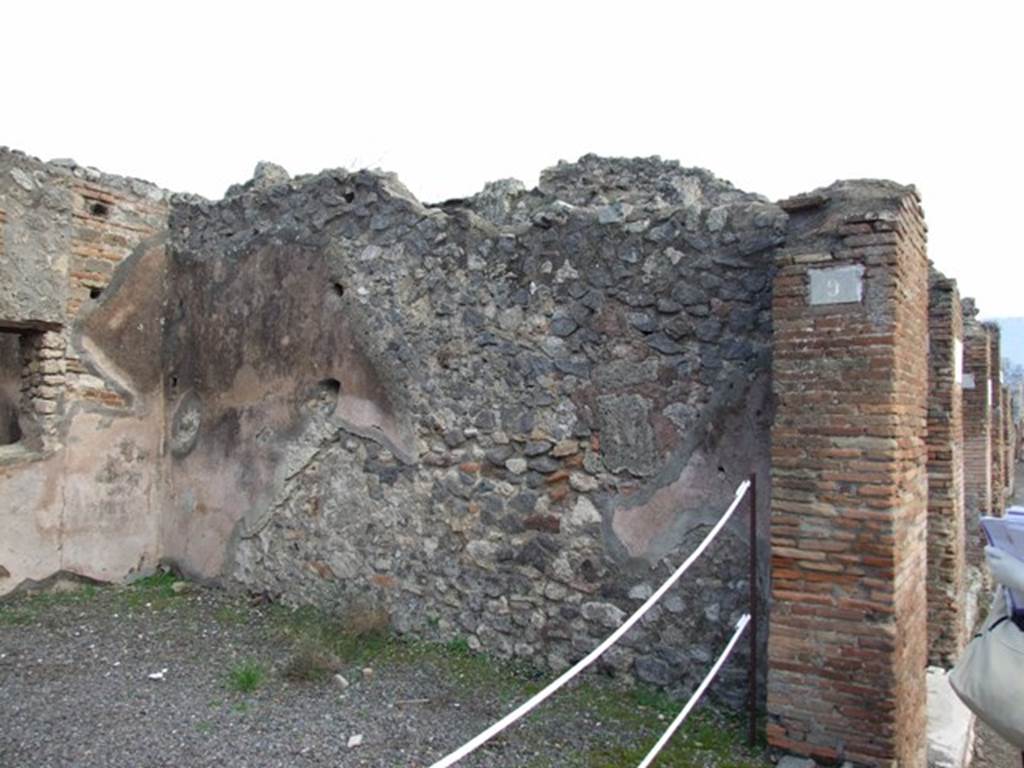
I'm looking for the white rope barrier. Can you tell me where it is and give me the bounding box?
[636,613,751,768]
[427,479,752,768]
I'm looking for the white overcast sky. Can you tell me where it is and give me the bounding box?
[3,1,1021,317]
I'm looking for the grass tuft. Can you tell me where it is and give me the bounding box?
[273,602,394,670]
[226,659,265,693]
[122,570,183,610]
[283,641,343,682]
[444,636,472,657]
[0,581,102,625]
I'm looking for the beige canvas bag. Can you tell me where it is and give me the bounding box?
[949,593,1024,748]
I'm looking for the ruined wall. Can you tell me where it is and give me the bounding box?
[962,304,992,571]
[766,182,929,766]
[1005,385,1015,497]
[926,271,966,666]
[0,155,68,328]
[6,146,982,760]
[1011,376,1023,424]
[988,324,1005,512]
[0,149,170,592]
[158,156,784,695]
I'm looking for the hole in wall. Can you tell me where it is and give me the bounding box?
[342,190,355,203]
[308,378,342,416]
[0,331,25,446]
[170,375,179,391]
[332,282,346,298]
[319,378,341,396]
[89,286,104,300]
[89,201,111,218]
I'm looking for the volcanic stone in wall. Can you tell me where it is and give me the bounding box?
[163,154,785,701]
[0,150,71,327]
[596,394,657,476]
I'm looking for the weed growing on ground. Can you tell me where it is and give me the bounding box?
[273,602,393,673]
[0,571,190,626]
[123,570,181,609]
[282,640,342,682]
[195,720,214,735]
[537,683,768,768]
[130,570,178,594]
[0,581,101,625]
[213,603,249,626]
[444,636,472,657]
[226,660,265,693]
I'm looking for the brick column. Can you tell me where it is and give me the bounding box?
[1005,386,1015,497]
[19,329,66,447]
[925,271,966,666]
[988,324,1004,513]
[768,182,928,767]
[961,307,991,569]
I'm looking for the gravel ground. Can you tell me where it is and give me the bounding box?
[0,578,765,768]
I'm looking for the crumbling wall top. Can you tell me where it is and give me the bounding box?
[0,147,172,203]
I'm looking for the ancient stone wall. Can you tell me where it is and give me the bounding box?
[0,153,69,328]
[988,324,1005,513]
[926,271,966,666]
[1005,385,1016,497]
[1011,376,1023,424]
[962,304,992,569]
[161,157,784,696]
[65,173,168,408]
[0,148,170,591]
[3,146,995,761]
[766,182,929,766]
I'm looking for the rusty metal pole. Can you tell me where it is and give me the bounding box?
[748,471,758,748]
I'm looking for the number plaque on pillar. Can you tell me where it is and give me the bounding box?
[808,264,865,305]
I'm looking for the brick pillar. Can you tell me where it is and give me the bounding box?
[1005,386,1015,497]
[768,182,928,767]
[20,329,66,444]
[961,307,991,569]
[925,271,966,666]
[988,324,1004,513]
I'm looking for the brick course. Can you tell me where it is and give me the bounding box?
[768,182,928,767]
[925,271,966,666]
